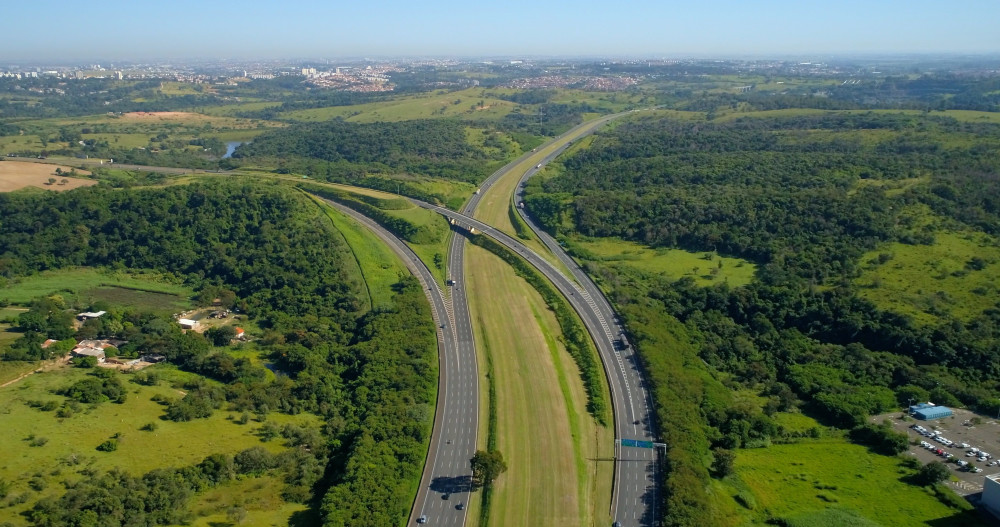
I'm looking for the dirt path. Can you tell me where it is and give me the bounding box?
[0,356,70,388]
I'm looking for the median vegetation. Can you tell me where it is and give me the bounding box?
[468,233,609,425]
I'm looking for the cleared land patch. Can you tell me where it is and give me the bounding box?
[0,161,94,192]
[731,438,982,526]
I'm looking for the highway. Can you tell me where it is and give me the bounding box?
[513,159,659,527]
[416,111,660,527]
[317,199,479,527]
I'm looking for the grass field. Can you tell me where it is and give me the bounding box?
[567,236,757,288]
[0,360,37,385]
[2,267,192,310]
[280,87,517,123]
[312,197,409,311]
[0,363,317,525]
[855,230,1000,325]
[730,437,982,526]
[187,475,311,527]
[465,242,613,527]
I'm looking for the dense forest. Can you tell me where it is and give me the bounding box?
[0,182,437,525]
[233,119,508,183]
[525,111,1000,525]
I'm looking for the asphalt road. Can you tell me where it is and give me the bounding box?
[433,109,659,527]
[318,199,479,527]
[514,158,659,527]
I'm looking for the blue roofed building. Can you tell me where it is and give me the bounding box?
[911,405,953,420]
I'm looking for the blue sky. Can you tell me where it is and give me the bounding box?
[2,0,998,61]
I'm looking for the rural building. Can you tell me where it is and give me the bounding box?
[178,318,198,330]
[76,310,106,321]
[982,474,1000,519]
[72,346,105,363]
[911,406,954,420]
[234,327,245,340]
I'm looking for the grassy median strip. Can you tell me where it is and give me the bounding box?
[466,242,612,526]
[469,233,609,425]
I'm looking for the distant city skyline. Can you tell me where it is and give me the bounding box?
[2,0,998,62]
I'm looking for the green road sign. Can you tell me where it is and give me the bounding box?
[620,439,654,449]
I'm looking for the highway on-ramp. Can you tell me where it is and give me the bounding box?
[317,199,479,527]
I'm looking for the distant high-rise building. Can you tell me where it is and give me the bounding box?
[115,71,123,80]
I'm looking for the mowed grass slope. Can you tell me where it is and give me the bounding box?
[465,242,613,527]
[312,197,409,311]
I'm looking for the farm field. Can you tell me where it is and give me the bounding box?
[567,236,757,288]
[465,242,613,527]
[855,230,1000,325]
[0,363,317,525]
[729,437,983,526]
[0,161,94,192]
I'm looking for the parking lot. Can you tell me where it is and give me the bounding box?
[877,408,1000,495]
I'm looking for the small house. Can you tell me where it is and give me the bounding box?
[234,327,246,340]
[178,318,198,330]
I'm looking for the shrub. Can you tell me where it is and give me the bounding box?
[96,439,119,452]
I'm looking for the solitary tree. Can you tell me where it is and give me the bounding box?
[471,450,507,488]
[47,177,57,185]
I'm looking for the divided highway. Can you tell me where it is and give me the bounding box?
[417,111,660,527]
[317,199,479,527]
[415,200,659,527]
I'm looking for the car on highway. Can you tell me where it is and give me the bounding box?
[417,515,427,524]
[446,279,456,286]
[456,503,465,510]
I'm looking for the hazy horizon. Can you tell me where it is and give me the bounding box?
[2,0,998,62]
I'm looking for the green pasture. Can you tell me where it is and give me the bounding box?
[855,230,1000,325]
[0,135,46,152]
[0,363,316,524]
[0,360,36,385]
[568,236,757,288]
[729,438,981,526]
[280,87,517,122]
[2,267,192,311]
